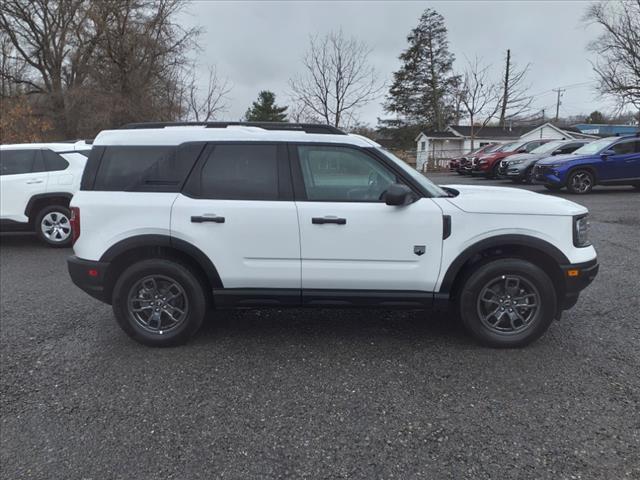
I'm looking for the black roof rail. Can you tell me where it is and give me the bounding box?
[118,121,347,135]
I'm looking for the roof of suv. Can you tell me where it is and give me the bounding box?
[92,123,380,148]
[0,140,91,152]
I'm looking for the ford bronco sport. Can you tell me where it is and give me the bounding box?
[67,122,598,348]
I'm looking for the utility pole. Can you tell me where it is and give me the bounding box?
[553,88,565,122]
[499,49,511,128]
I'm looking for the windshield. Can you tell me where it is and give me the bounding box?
[572,137,616,155]
[376,148,448,197]
[493,142,515,153]
[481,144,502,154]
[500,142,525,153]
[530,141,564,154]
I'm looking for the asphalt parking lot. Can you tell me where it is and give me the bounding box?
[1,173,639,480]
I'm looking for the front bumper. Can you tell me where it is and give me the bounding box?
[534,165,564,185]
[558,258,599,311]
[67,256,111,304]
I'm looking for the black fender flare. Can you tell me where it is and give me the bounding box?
[99,234,223,288]
[439,234,570,293]
[24,192,73,218]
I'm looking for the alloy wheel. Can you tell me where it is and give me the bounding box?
[128,275,189,335]
[570,172,592,193]
[476,274,540,335]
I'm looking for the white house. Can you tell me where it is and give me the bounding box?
[415,123,597,171]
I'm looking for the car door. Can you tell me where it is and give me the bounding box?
[0,149,48,223]
[291,144,443,295]
[171,143,301,292]
[600,138,640,181]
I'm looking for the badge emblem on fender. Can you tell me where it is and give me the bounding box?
[414,245,426,256]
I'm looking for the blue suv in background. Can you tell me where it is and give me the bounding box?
[534,134,640,194]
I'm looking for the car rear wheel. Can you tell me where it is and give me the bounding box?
[567,169,595,194]
[458,258,556,348]
[112,259,207,347]
[35,205,72,247]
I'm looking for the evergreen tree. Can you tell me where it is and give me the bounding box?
[245,91,288,122]
[385,8,460,130]
[584,110,606,124]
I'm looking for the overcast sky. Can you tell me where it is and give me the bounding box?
[179,0,612,125]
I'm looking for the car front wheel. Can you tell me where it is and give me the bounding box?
[458,258,557,348]
[112,259,207,346]
[35,205,72,247]
[567,169,595,194]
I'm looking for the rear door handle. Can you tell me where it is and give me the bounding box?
[191,215,225,223]
[312,217,346,225]
[26,180,44,184]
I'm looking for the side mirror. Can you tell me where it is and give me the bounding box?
[384,183,415,206]
[601,149,615,158]
[517,148,527,153]
[552,150,561,155]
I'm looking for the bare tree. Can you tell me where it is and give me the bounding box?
[287,100,321,123]
[458,57,501,150]
[289,30,384,128]
[498,49,533,127]
[182,65,231,122]
[0,0,101,136]
[585,1,640,117]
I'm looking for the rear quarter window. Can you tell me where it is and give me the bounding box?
[43,150,69,171]
[89,143,204,192]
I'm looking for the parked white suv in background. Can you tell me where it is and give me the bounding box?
[67,122,598,348]
[1,141,90,247]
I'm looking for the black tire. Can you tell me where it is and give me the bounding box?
[458,258,557,348]
[112,259,207,347]
[34,205,72,247]
[486,163,500,180]
[566,169,595,194]
[523,166,534,185]
[544,184,561,191]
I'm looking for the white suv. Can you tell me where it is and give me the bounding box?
[67,123,598,348]
[1,141,90,247]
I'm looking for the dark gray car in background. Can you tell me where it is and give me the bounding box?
[498,139,592,183]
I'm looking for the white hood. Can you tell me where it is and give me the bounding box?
[442,184,588,216]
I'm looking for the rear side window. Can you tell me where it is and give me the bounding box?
[188,144,279,200]
[43,150,69,171]
[91,144,203,192]
[0,150,40,175]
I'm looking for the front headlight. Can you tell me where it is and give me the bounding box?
[509,159,523,165]
[573,215,590,247]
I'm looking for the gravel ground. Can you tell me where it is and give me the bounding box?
[1,173,639,479]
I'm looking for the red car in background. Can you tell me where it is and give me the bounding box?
[473,139,552,178]
[449,143,499,174]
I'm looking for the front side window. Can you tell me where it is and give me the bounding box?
[297,145,396,202]
[196,144,279,200]
[0,150,38,176]
[611,139,637,155]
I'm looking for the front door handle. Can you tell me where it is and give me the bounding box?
[191,215,225,223]
[26,179,44,184]
[312,217,346,225]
